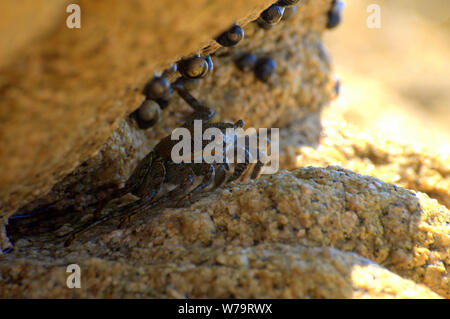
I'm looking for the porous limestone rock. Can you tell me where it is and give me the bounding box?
[2,0,448,299]
[1,167,448,298]
[2,0,337,249]
[280,109,450,209]
[0,0,287,249]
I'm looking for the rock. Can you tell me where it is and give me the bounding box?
[0,0,68,67]
[1,167,448,298]
[0,244,441,298]
[2,0,447,299]
[2,0,337,249]
[280,109,450,209]
[0,0,287,248]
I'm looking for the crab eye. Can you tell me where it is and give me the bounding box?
[177,55,211,79]
[134,100,161,129]
[259,4,285,25]
[143,76,172,100]
[235,53,257,72]
[276,0,302,7]
[216,24,244,47]
[254,57,277,82]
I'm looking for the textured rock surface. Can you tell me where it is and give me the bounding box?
[2,0,448,299]
[3,0,336,248]
[280,109,450,209]
[0,0,69,67]
[1,167,446,298]
[0,0,281,246]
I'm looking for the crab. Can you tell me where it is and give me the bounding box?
[63,81,266,246]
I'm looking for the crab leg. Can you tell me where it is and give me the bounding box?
[118,164,195,227]
[172,81,216,125]
[175,163,215,207]
[64,153,166,246]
